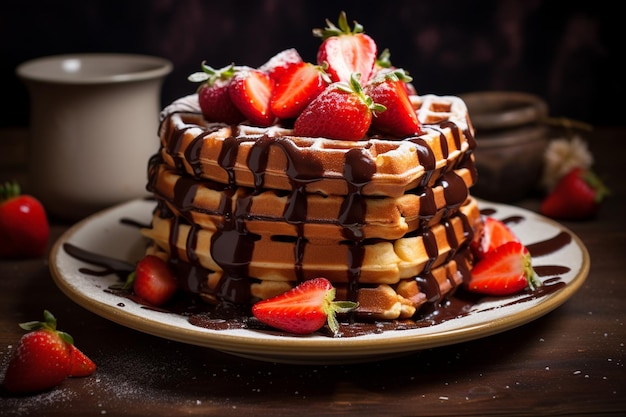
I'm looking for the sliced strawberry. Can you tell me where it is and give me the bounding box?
[0,181,49,258]
[294,73,385,141]
[229,69,276,126]
[188,63,246,124]
[540,167,610,220]
[270,62,330,119]
[258,48,303,82]
[252,277,357,335]
[314,11,377,84]
[68,344,97,377]
[465,241,540,296]
[2,310,86,393]
[365,68,421,137]
[130,255,179,306]
[471,216,520,260]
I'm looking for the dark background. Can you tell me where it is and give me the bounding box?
[2,0,622,128]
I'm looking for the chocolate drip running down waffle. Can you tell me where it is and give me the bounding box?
[141,93,482,320]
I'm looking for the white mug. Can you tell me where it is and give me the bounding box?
[17,53,172,221]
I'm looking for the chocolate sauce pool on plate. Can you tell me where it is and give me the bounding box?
[62,205,571,338]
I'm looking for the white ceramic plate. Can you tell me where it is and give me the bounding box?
[49,199,589,364]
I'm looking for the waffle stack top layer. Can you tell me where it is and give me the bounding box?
[141,93,481,320]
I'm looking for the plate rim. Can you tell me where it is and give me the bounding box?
[49,198,590,363]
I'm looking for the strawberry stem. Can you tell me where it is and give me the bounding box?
[376,48,392,69]
[523,253,541,291]
[0,181,21,202]
[583,169,611,203]
[122,271,136,290]
[188,63,237,87]
[323,288,358,335]
[335,73,387,114]
[313,11,365,39]
[371,68,413,84]
[19,310,74,345]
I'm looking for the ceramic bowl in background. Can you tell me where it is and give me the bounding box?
[461,91,549,203]
[17,53,173,220]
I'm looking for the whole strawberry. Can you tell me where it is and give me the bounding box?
[188,63,246,125]
[2,310,96,394]
[364,68,421,137]
[294,73,385,141]
[126,255,179,306]
[0,181,49,258]
[314,11,378,84]
[252,277,357,335]
[540,167,609,220]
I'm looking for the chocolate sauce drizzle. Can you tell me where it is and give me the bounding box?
[60,109,576,337]
[61,202,572,338]
[149,113,479,310]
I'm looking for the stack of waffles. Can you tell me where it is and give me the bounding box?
[141,93,483,320]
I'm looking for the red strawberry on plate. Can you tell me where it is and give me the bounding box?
[314,11,377,84]
[252,277,357,335]
[229,68,276,126]
[294,73,385,141]
[270,62,330,119]
[258,48,303,82]
[365,68,421,137]
[471,216,520,260]
[465,241,541,296]
[2,310,96,394]
[0,181,49,258]
[540,167,609,220]
[129,255,179,306]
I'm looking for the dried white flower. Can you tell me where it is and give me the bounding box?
[541,135,593,190]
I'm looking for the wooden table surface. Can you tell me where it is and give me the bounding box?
[1,126,624,416]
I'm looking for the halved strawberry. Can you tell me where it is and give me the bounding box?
[229,69,276,126]
[294,73,385,141]
[128,255,178,306]
[471,216,520,260]
[251,277,357,335]
[314,11,377,84]
[465,241,541,296]
[365,68,421,137]
[258,48,304,82]
[188,63,245,124]
[270,62,330,119]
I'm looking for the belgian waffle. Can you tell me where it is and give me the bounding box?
[149,162,476,241]
[142,197,480,320]
[142,92,481,321]
[157,94,476,199]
